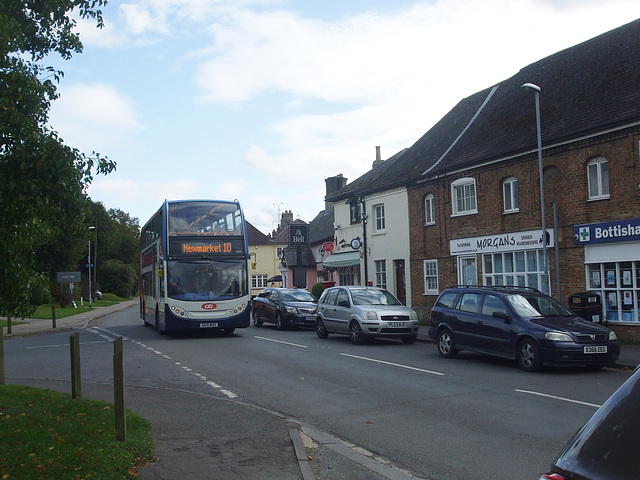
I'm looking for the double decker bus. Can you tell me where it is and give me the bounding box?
[140,199,251,334]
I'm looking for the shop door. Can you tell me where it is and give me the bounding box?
[458,256,477,285]
[394,259,406,304]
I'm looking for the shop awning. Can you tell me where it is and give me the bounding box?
[323,251,360,268]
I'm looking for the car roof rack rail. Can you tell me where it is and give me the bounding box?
[445,285,541,293]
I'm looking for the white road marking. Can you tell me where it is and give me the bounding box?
[515,389,601,408]
[340,353,446,376]
[254,336,308,348]
[94,327,240,400]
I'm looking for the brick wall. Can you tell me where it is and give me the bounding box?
[408,128,640,324]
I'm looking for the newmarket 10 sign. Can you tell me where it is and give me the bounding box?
[289,225,309,247]
[169,237,245,257]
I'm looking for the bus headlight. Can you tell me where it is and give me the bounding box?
[170,305,186,317]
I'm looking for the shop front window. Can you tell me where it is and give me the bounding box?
[483,250,544,290]
[586,261,639,323]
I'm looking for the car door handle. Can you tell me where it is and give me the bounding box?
[477,320,484,325]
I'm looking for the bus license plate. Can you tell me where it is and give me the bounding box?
[584,345,607,354]
[388,322,406,327]
[200,322,218,328]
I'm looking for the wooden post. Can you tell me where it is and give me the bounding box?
[6,315,11,335]
[0,327,4,385]
[70,332,81,398]
[52,305,56,329]
[113,337,126,442]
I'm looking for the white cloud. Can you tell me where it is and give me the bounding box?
[49,83,143,152]
[58,0,640,234]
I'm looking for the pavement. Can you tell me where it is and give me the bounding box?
[2,302,640,480]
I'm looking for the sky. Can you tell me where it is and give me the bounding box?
[46,0,640,235]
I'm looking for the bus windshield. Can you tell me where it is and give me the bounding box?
[167,260,247,301]
[168,201,243,235]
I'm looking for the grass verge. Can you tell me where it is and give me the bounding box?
[0,384,153,479]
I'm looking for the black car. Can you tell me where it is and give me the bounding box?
[428,285,620,372]
[251,288,317,330]
[539,364,640,479]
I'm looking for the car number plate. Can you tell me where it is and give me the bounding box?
[388,322,406,327]
[584,345,607,354]
[200,322,218,328]
[305,315,317,321]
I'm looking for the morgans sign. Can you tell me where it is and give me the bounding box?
[574,218,640,245]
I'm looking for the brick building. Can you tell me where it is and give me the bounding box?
[402,19,640,338]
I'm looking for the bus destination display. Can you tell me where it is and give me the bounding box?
[169,237,244,257]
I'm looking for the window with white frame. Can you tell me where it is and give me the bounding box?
[339,270,355,285]
[276,247,285,259]
[503,177,519,213]
[374,260,387,288]
[451,178,477,216]
[252,274,268,289]
[423,260,438,294]
[424,194,435,225]
[587,157,609,200]
[374,204,385,232]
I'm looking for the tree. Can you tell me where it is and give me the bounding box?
[0,1,115,318]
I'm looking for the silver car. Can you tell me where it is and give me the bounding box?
[316,286,419,344]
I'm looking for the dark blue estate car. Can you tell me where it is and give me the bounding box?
[428,286,620,372]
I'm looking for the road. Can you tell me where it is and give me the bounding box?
[3,306,632,479]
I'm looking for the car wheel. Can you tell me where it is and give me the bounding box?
[316,318,329,339]
[518,338,542,372]
[402,334,417,344]
[252,309,263,327]
[276,312,286,330]
[437,329,457,358]
[350,321,366,345]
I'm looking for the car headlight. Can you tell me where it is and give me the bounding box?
[365,311,378,321]
[410,310,418,321]
[545,331,573,342]
[285,305,297,314]
[609,331,618,341]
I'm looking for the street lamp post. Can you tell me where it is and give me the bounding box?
[522,83,550,294]
[88,226,95,307]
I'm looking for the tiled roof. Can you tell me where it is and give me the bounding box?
[308,206,335,244]
[246,221,272,245]
[327,18,640,199]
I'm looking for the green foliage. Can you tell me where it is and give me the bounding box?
[100,259,137,298]
[0,384,153,479]
[311,282,326,300]
[0,1,115,318]
[28,283,51,306]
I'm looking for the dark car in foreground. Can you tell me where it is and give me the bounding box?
[539,364,640,479]
[428,285,620,372]
[252,288,317,330]
[316,286,419,344]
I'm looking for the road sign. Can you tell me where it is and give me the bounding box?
[57,271,81,283]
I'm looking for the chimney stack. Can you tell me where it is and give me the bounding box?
[324,174,348,211]
[372,146,383,168]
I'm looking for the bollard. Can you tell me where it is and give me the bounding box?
[52,305,56,328]
[113,337,127,442]
[0,327,4,385]
[70,332,81,398]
